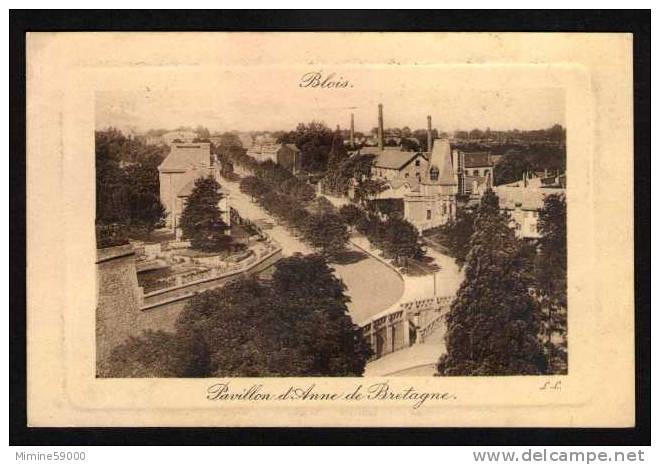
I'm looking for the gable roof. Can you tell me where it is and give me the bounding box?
[159,143,211,173]
[493,186,564,211]
[372,149,423,170]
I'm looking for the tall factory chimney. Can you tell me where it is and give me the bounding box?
[350,113,355,148]
[378,104,384,150]
[427,115,433,153]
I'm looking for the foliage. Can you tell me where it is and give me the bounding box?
[277,121,335,172]
[535,193,567,374]
[378,217,424,265]
[95,129,167,239]
[179,177,231,252]
[430,208,476,269]
[303,213,349,258]
[339,204,364,229]
[98,330,208,378]
[95,223,129,249]
[437,189,548,376]
[494,151,533,185]
[103,255,372,377]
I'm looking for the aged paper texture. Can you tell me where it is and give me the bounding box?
[26,32,634,427]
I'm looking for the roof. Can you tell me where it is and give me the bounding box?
[424,139,456,186]
[493,186,564,211]
[389,177,420,191]
[283,144,300,153]
[463,151,493,168]
[159,143,211,173]
[373,149,422,170]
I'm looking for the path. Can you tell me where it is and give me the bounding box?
[322,193,463,376]
[221,179,404,322]
[364,318,446,376]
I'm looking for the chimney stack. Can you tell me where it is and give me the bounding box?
[427,115,433,153]
[378,104,384,151]
[350,113,355,148]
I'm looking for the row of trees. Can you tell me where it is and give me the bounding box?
[436,191,567,375]
[339,204,424,267]
[100,255,372,377]
[96,129,169,247]
[240,175,349,258]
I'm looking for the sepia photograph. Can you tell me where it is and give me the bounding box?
[95,85,567,379]
[20,25,642,431]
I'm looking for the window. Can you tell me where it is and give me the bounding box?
[426,210,432,220]
[405,173,409,178]
[415,159,421,166]
[473,170,479,176]
[442,204,447,215]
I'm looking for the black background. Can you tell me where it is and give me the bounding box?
[9,10,651,446]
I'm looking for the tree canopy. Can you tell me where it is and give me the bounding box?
[179,176,231,252]
[437,189,548,375]
[95,128,167,245]
[102,255,372,377]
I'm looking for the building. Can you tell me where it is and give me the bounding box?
[403,138,458,231]
[492,172,565,239]
[247,140,302,174]
[162,130,198,145]
[158,142,230,238]
[362,146,428,183]
[451,150,494,199]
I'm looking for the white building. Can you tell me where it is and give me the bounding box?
[158,142,230,238]
[493,173,565,239]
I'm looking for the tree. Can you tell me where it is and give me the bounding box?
[536,193,567,374]
[494,151,533,185]
[339,204,364,230]
[269,254,372,375]
[437,190,548,376]
[303,213,349,258]
[435,208,476,269]
[169,255,371,377]
[179,176,231,252]
[99,330,208,378]
[278,121,334,172]
[379,218,423,266]
[95,128,167,237]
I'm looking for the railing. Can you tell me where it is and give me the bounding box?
[360,295,454,361]
[417,311,446,344]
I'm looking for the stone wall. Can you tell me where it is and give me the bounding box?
[96,243,282,370]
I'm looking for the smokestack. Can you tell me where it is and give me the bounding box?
[378,104,384,150]
[427,115,433,153]
[458,150,465,196]
[350,113,355,148]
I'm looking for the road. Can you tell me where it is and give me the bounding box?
[220,178,405,323]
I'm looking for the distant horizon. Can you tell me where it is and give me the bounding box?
[96,122,566,138]
[95,68,565,136]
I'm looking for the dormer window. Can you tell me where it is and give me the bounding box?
[429,166,439,181]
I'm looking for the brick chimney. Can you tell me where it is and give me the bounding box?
[427,115,433,153]
[378,104,384,150]
[350,113,355,148]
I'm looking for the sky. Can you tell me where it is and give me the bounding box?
[95,66,565,135]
